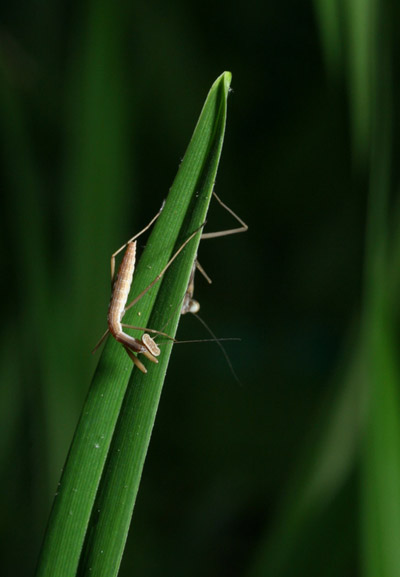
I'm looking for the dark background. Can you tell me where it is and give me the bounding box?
[1,1,398,576]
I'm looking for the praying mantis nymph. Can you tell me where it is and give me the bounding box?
[94,192,247,374]
[93,204,204,373]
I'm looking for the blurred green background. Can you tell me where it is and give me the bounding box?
[1,1,400,575]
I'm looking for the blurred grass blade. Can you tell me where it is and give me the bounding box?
[245,335,367,576]
[0,57,48,318]
[312,0,342,79]
[35,71,232,577]
[362,333,400,577]
[360,6,400,576]
[343,0,373,166]
[246,3,399,576]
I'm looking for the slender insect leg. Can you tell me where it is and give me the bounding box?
[92,328,110,354]
[182,193,247,313]
[121,323,176,340]
[123,222,205,315]
[111,201,165,281]
[195,260,212,284]
[179,194,247,382]
[200,192,248,239]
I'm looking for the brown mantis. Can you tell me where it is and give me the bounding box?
[94,192,247,374]
[94,206,204,373]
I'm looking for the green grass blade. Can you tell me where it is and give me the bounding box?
[312,0,342,79]
[245,334,367,577]
[360,7,400,576]
[343,0,374,166]
[362,334,400,577]
[35,71,232,577]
